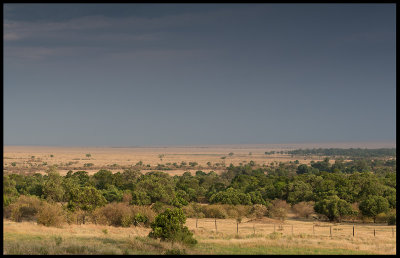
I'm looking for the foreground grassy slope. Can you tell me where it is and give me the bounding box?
[3,220,395,255]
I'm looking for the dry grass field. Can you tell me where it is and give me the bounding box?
[3,142,396,254]
[3,141,395,176]
[3,214,396,255]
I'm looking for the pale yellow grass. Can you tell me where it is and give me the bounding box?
[185,217,396,255]
[3,216,396,255]
[4,142,394,175]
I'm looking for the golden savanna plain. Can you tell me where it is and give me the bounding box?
[3,142,396,254]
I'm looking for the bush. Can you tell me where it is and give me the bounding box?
[94,202,133,227]
[37,201,65,227]
[387,211,396,225]
[202,205,227,219]
[9,195,42,222]
[292,201,314,219]
[132,205,156,227]
[375,212,388,223]
[94,203,155,227]
[268,200,290,221]
[250,204,268,219]
[149,208,197,246]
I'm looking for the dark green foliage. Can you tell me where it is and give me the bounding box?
[287,148,396,158]
[149,208,197,246]
[4,151,396,228]
[42,171,65,202]
[3,175,19,207]
[102,185,123,203]
[67,186,107,212]
[314,195,356,222]
[92,169,114,190]
[359,195,390,223]
[209,187,252,205]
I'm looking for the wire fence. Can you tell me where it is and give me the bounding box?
[188,218,396,239]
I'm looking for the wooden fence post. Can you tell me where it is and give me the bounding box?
[374,228,375,237]
[392,228,394,238]
[312,224,315,235]
[330,226,332,237]
[214,217,217,233]
[196,217,198,229]
[292,225,294,235]
[353,225,355,237]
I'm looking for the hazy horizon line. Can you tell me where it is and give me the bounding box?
[3,140,396,149]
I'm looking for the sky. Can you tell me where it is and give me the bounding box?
[3,4,396,146]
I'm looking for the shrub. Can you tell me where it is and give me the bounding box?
[202,205,227,219]
[93,203,155,228]
[250,204,269,219]
[375,212,388,223]
[37,201,65,227]
[132,205,156,227]
[267,232,282,240]
[292,201,314,219]
[149,208,197,246]
[9,195,42,222]
[164,249,186,255]
[95,202,133,227]
[387,211,396,225]
[269,200,290,221]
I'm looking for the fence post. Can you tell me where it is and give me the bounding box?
[374,228,375,237]
[353,225,355,237]
[214,217,217,233]
[330,226,332,237]
[392,228,394,238]
[196,217,198,229]
[292,225,294,235]
[253,224,256,235]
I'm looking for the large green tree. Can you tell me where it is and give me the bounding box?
[359,195,390,223]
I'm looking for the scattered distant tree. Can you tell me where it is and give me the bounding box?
[86,154,91,158]
[228,152,234,157]
[189,162,198,167]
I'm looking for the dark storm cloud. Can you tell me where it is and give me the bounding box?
[4,4,396,146]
